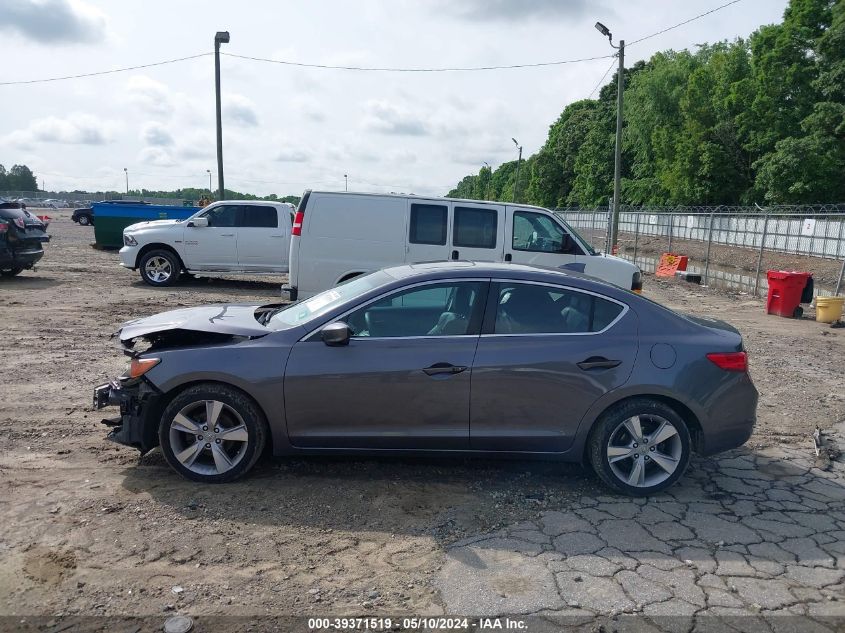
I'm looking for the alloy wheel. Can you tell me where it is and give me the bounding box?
[144,256,172,283]
[168,400,249,476]
[606,414,682,488]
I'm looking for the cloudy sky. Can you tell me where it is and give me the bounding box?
[2,0,788,198]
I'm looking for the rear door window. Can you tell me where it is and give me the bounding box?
[409,203,447,245]
[490,283,624,334]
[240,205,278,228]
[453,206,497,249]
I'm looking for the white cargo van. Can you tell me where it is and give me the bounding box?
[284,191,641,300]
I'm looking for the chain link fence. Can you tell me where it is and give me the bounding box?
[557,205,845,297]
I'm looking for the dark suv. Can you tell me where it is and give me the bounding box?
[0,202,50,277]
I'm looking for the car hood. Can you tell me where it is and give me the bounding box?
[124,219,183,232]
[119,304,268,343]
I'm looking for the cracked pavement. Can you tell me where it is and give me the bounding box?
[436,445,845,625]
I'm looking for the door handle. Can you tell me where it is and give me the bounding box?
[423,363,467,376]
[504,253,512,262]
[270,235,284,238]
[577,357,622,370]
[221,233,235,237]
[451,250,459,260]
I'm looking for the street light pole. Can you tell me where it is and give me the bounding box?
[511,139,522,203]
[344,174,348,192]
[595,21,624,253]
[214,31,230,201]
[124,167,128,195]
[207,169,212,196]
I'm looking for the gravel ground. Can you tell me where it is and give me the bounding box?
[1,212,844,629]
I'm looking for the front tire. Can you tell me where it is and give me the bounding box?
[139,249,181,287]
[159,384,268,483]
[588,398,691,496]
[0,267,24,277]
[78,215,91,226]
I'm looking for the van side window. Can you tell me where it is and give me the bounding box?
[454,206,497,249]
[409,204,447,245]
[513,211,580,254]
[240,206,278,228]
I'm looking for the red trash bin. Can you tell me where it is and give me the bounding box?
[766,270,813,318]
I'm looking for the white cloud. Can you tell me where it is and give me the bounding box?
[224,94,258,127]
[138,147,175,167]
[140,122,173,147]
[439,0,603,21]
[4,113,114,146]
[276,148,310,163]
[125,75,173,116]
[0,0,109,44]
[363,100,429,136]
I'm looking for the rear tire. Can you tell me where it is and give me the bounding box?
[158,383,268,483]
[588,398,691,496]
[139,249,181,287]
[78,215,91,226]
[0,267,24,277]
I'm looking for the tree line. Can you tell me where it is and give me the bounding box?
[0,164,38,192]
[448,0,845,207]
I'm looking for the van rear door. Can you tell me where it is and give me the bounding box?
[405,200,451,263]
[448,202,505,262]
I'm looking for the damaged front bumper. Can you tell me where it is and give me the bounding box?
[93,378,161,454]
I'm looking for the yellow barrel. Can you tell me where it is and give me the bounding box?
[815,296,845,323]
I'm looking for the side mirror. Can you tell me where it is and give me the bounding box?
[321,322,351,346]
[188,217,209,228]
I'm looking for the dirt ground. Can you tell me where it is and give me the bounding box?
[614,231,844,289]
[1,212,844,625]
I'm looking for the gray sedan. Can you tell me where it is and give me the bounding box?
[94,262,757,496]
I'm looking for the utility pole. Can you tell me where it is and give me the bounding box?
[595,21,624,252]
[214,31,230,201]
[124,167,129,194]
[511,139,522,203]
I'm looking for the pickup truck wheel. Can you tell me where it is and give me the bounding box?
[78,215,91,226]
[139,249,181,287]
[0,267,24,277]
[159,384,267,483]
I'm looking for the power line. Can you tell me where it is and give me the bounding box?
[0,53,212,86]
[628,0,743,46]
[220,51,616,72]
[588,60,617,99]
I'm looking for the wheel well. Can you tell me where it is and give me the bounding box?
[147,379,273,453]
[136,243,184,270]
[582,394,703,464]
[337,271,365,284]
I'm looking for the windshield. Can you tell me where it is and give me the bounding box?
[556,216,597,255]
[268,271,392,329]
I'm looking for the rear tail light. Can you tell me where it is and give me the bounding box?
[0,223,8,233]
[13,217,25,229]
[292,210,304,236]
[706,351,748,372]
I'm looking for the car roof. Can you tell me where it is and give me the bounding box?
[380,261,625,296]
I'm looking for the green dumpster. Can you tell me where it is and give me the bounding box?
[92,202,198,248]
